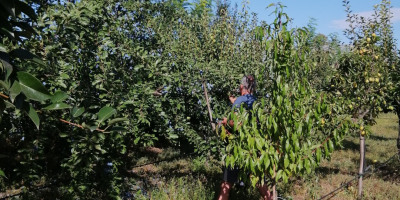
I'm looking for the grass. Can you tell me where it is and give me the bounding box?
[3,114,397,199]
[291,113,400,200]
[134,113,400,200]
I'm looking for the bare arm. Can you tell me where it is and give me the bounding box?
[229,95,237,104]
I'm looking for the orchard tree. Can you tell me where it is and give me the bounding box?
[1,0,269,198]
[335,0,397,197]
[220,4,350,199]
[0,0,72,181]
[0,1,137,198]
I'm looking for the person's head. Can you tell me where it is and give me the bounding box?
[240,75,256,95]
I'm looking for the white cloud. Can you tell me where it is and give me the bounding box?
[330,7,400,30]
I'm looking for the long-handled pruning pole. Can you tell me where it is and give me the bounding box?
[202,79,216,132]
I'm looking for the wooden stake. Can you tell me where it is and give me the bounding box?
[358,134,365,199]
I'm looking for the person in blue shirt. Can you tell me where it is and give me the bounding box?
[218,75,271,200]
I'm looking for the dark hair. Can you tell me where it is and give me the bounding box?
[241,75,256,94]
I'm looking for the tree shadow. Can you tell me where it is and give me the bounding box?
[368,134,397,141]
[129,168,265,200]
[314,166,341,178]
[341,139,360,152]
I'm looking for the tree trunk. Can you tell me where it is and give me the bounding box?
[397,112,400,153]
[358,135,365,199]
[272,165,277,200]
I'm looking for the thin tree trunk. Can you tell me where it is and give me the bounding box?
[358,135,365,199]
[272,165,277,200]
[397,112,400,153]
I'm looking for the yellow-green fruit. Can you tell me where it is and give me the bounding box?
[367,38,371,42]
[321,118,325,125]
[375,55,379,60]
[361,130,366,136]
[331,85,335,88]
[364,72,368,76]
[375,78,379,83]
[378,73,381,77]
[357,97,361,100]
[369,77,374,82]
[388,106,394,110]
[353,82,357,88]
[360,126,364,131]
[365,79,369,83]
[349,105,353,109]
[372,33,376,37]
[373,159,377,163]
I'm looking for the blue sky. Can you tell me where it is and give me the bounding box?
[227,0,400,45]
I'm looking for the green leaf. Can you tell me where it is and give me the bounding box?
[17,72,51,101]
[0,169,6,178]
[15,0,37,20]
[98,133,105,140]
[282,171,288,183]
[9,49,45,66]
[0,98,4,123]
[43,102,71,110]
[97,106,116,124]
[328,139,334,152]
[4,101,14,108]
[51,91,68,103]
[0,44,6,52]
[0,0,16,18]
[0,80,10,90]
[316,147,321,163]
[21,103,40,129]
[120,145,126,154]
[71,107,85,118]
[108,118,129,126]
[59,133,68,138]
[9,81,21,102]
[134,137,140,144]
[0,52,13,80]
[284,155,289,169]
[90,126,98,131]
[169,134,179,139]
[276,170,282,181]
[267,3,275,8]
[110,126,127,132]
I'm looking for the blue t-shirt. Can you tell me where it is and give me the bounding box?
[232,94,256,111]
